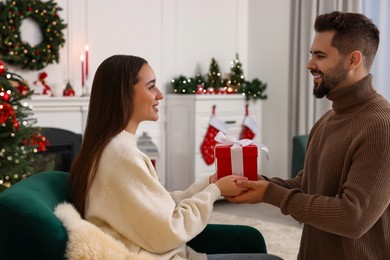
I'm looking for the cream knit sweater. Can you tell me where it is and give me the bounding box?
[85,131,221,260]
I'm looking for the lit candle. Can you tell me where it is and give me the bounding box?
[80,55,85,87]
[85,45,89,79]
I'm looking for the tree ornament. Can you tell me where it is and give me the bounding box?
[0,60,6,75]
[0,90,10,102]
[63,81,75,96]
[194,73,207,94]
[200,105,228,165]
[16,82,30,95]
[0,0,67,70]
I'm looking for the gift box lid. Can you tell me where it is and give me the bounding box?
[215,144,258,158]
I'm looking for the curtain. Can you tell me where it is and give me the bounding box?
[362,0,390,100]
[288,0,362,137]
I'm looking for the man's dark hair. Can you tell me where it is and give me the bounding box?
[314,11,380,70]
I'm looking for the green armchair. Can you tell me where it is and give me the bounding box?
[0,171,69,259]
[0,171,268,259]
[291,135,309,178]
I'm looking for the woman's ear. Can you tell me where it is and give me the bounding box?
[349,50,363,69]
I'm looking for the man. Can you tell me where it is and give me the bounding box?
[227,11,390,259]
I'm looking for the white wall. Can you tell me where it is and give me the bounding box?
[6,0,292,180]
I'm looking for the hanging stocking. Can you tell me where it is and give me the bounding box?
[201,105,228,165]
[240,103,259,140]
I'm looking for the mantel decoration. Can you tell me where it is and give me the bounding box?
[0,0,67,70]
[171,54,267,101]
[0,60,52,192]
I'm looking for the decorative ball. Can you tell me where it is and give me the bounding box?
[0,60,5,75]
[0,91,10,102]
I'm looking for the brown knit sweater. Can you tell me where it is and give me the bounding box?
[264,75,390,259]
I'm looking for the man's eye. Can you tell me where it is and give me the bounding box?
[149,85,155,90]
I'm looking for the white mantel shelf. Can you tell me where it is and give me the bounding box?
[26,96,90,134]
[27,96,90,112]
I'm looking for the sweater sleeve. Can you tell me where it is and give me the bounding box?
[264,172,303,189]
[87,150,221,254]
[170,177,211,204]
[264,121,390,239]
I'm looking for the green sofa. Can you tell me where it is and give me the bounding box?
[0,171,267,259]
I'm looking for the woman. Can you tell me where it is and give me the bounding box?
[70,55,277,259]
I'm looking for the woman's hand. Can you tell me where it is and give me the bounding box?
[209,173,218,184]
[215,175,248,197]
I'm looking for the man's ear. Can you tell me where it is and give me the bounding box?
[349,50,363,69]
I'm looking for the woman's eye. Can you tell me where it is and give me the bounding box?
[149,84,155,90]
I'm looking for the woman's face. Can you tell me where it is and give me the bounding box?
[130,63,164,128]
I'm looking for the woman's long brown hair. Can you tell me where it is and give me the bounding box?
[70,55,147,217]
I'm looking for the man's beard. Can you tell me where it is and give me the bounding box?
[312,60,348,99]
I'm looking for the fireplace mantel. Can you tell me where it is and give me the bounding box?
[26,96,90,134]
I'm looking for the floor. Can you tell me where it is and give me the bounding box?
[213,199,302,228]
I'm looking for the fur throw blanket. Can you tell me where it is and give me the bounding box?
[54,202,154,260]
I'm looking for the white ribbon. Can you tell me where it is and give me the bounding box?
[214,131,254,147]
[214,131,270,163]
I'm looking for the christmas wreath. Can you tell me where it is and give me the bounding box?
[0,0,66,70]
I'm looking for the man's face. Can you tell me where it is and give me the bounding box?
[307,31,349,98]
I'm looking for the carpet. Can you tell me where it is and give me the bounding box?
[209,211,302,260]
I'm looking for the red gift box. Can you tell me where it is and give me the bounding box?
[215,143,258,180]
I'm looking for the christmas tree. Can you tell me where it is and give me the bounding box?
[228,53,245,91]
[0,60,51,192]
[206,58,223,91]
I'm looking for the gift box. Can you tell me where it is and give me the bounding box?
[214,143,258,181]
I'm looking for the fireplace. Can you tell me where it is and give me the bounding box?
[40,128,82,172]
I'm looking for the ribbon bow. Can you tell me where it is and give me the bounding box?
[214,131,270,161]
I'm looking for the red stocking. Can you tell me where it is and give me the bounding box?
[240,104,258,140]
[201,106,228,165]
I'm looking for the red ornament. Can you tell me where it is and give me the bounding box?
[0,103,15,124]
[0,60,5,75]
[24,133,50,152]
[12,118,19,131]
[196,84,206,94]
[63,82,75,96]
[17,83,30,95]
[0,91,10,102]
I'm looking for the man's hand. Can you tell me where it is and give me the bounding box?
[225,179,270,204]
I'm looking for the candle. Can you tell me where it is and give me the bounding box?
[80,55,85,87]
[85,45,89,79]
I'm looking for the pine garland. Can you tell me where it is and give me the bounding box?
[171,55,268,101]
[0,0,67,70]
[239,78,268,101]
